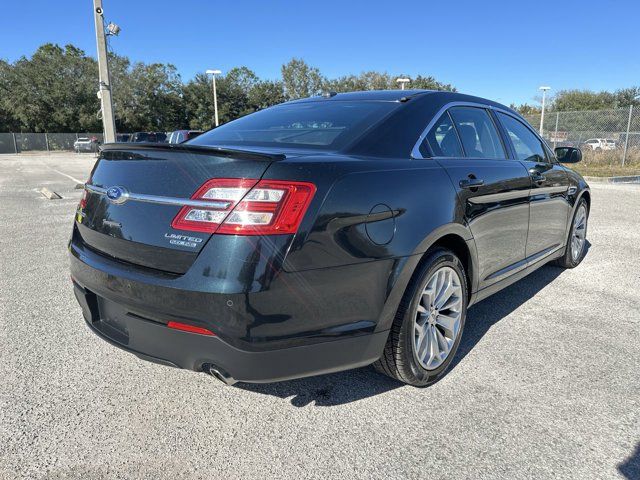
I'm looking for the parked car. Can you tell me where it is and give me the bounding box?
[70,90,590,387]
[74,137,99,153]
[581,138,616,151]
[116,134,131,142]
[168,130,204,144]
[129,132,167,143]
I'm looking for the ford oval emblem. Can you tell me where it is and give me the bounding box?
[106,186,128,204]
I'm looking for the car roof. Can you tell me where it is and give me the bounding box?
[284,90,512,112]
[285,89,434,104]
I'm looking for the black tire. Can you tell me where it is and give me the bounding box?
[374,248,468,386]
[554,198,589,268]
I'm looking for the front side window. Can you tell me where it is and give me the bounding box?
[449,107,506,159]
[497,112,547,163]
[422,112,463,157]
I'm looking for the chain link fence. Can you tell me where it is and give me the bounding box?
[0,133,105,154]
[523,106,640,166]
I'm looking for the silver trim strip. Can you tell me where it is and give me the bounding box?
[530,185,568,196]
[84,184,231,209]
[484,243,563,282]
[468,189,531,204]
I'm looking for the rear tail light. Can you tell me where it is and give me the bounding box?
[79,189,88,209]
[171,178,316,235]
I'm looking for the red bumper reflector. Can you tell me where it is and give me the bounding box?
[167,321,215,336]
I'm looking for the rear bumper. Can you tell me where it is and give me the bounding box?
[69,230,394,383]
[72,280,387,383]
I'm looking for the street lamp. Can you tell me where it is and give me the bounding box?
[396,78,410,90]
[539,86,551,136]
[206,69,222,127]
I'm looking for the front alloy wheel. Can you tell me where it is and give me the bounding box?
[555,198,589,268]
[570,203,587,262]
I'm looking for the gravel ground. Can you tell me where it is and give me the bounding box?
[0,153,638,480]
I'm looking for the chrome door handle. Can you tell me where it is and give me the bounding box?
[459,178,485,189]
[531,173,546,184]
[528,168,546,184]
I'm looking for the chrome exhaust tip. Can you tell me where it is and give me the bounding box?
[205,364,237,386]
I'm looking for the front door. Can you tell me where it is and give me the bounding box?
[422,107,532,290]
[495,112,571,262]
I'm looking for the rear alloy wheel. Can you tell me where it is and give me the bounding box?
[375,248,467,386]
[414,266,463,370]
[555,198,589,268]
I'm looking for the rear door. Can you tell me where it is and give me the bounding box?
[495,112,570,262]
[421,106,531,289]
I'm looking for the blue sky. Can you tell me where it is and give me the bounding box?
[1,0,638,105]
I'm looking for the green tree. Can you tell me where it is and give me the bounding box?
[551,89,617,111]
[325,71,455,93]
[248,80,285,110]
[510,103,541,115]
[411,74,456,92]
[0,59,20,131]
[3,44,100,132]
[184,68,285,129]
[281,58,325,99]
[116,62,184,131]
[183,73,214,130]
[614,87,640,108]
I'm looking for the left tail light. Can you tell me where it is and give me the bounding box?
[171,178,316,235]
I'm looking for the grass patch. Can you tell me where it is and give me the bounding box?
[562,148,640,177]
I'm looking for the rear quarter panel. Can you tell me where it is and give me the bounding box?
[262,157,465,271]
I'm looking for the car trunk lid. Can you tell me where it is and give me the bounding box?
[75,143,282,274]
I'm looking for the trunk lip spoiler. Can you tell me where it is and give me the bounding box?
[99,142,286,161]
[84,184,232,210]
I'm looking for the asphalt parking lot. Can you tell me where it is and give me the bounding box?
[0,152,638,479]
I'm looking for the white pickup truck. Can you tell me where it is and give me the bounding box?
[581,138,616,151]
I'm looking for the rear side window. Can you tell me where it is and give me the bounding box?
[497,112,547,163]
[449,107,506,159]
[422,112,463,157]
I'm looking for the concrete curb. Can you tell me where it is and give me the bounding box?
[583,175,640,184]
[39,187,62,199]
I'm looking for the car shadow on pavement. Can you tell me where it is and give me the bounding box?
[618,442,640,480]
[238,250,589,407]
[447,263,565,373]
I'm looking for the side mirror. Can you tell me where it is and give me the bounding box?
[555,147,582,163]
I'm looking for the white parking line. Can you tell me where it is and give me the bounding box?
[45,166,85,185]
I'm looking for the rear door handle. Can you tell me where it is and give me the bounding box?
[459,178,485,189]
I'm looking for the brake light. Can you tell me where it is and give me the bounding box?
[171,178,316,235]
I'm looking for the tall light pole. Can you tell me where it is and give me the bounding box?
[539,86,551,136]
[396,78,410,90]
[206,69,222,127]
[93,0,117,143]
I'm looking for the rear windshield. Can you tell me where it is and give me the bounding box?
[189,101,399,150]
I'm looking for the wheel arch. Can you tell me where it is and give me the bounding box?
[375,223,478,332]
[579,189,591,210]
